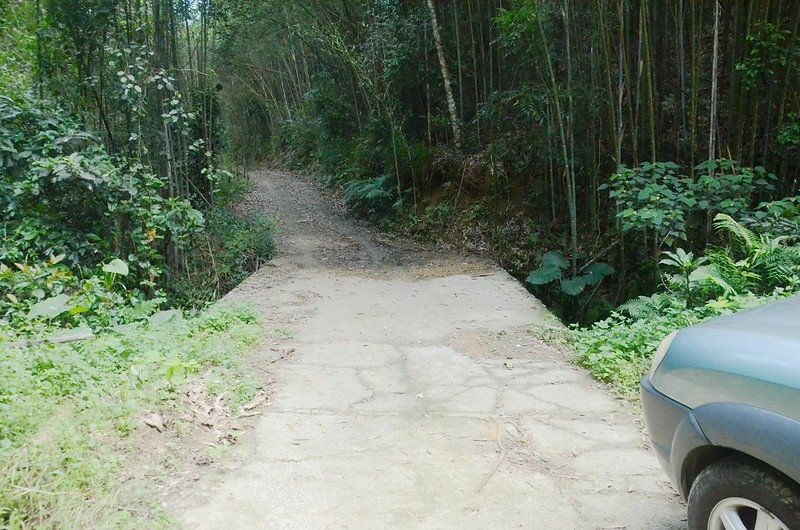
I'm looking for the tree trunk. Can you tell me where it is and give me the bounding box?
[426,0,461,149]
[708,0,721,162]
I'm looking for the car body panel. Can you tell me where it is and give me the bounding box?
[651,296,800,420]
[641,376,710,495]
[642,296,800,497]
[692,402,800,486]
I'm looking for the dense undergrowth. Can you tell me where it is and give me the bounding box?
[572,202,800,395]
[0,95,273,528]
[1,95,273,309]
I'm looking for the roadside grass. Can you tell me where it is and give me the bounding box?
[0,305,263,528]
[571,312,685,396]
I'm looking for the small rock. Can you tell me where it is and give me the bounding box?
[143,412,166,432]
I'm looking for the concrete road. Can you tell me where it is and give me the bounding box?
[166,170,684,529]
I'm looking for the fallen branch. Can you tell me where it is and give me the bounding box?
[9,331,94,349]
[476,417,507,493]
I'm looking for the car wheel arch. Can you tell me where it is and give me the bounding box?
[678,402,800,496]
[680,445,736,497]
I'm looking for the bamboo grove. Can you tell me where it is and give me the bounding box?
[2,0,221,204]
[214,1,799,299]
[3,0,799,314]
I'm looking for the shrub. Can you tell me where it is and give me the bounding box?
[168,208,275,306]
[606,159,775,248]
[0,96,204,287]
[342,174,399,218]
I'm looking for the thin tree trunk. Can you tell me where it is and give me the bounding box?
[426,0,461,149]
[708,0,721,162]
[467,0,481,145]
[537,8,576,276]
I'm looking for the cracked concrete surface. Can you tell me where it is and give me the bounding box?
[167,170,684,529]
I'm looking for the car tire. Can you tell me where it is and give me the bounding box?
[687,456,800,530]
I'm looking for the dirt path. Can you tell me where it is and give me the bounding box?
[167,170,684,528]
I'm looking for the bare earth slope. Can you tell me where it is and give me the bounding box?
[167,170,684,529]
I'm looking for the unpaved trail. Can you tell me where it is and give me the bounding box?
[167,170,684,528]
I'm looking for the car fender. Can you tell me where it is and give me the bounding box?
[670,412,711,496]
[692,402,800,486]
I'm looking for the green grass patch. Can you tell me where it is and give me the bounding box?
[0,304,263,528]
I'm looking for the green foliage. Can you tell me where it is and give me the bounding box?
[735,22,795,89]
[168,208,275,306]
[525,250,614,297]
[712,213,800,292]
[607,160,775,247]
[202,209,274,291]
[342,174,399,218]
[778,113,800,149]
[0,0,35,96]
[740,196,800,238]
[0,256,166,334]
[659,248,708,301]
[0,96,204,285]
[0,305,263,527]
[574,299,694,392]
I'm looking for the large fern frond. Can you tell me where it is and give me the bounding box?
[713,213,759,252]
[706,248,757,292]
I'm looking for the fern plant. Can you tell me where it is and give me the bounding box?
[712,213,800,292]
[342,174,396,217]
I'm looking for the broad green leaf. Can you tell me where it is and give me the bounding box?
[638,187,654,201]
[165,362,186,385]
[526,264,562,286]
[102,258,129,276]
[28,294,70,319]
[560,276,589,296]
[149,309,183,326]
[540,250,569,270]
[583,262,615,285]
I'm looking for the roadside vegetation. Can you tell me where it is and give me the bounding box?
[574,197,800,394]
[1,0,273,526]
[1,306,262,527]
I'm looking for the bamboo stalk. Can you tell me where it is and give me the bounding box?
[426,0,461,149]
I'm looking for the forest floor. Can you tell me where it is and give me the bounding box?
[165,169,684,528]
